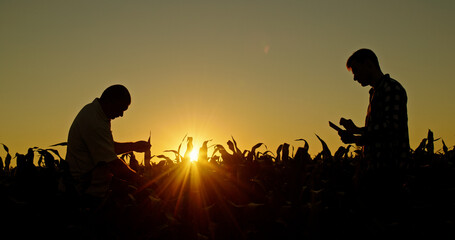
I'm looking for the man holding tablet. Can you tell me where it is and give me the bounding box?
[333,49,410,169]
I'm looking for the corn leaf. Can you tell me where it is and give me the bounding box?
[4,153,11,170]
[251,143,264,152]
[334,146,348,160]
[261,150,275,157]
[427,129,434,154]
[214,144,233,164]
[276,144,283,163]
[1,143,9,153]
[295,138,309,152]
[198,140,212,162]
[231,136,242,155]
[294,147,311,165]
[38,155,44,167]
[26,148,34,165]
[415,138,427,153]
[46,149,64,161]
[315,134,332,159]
[227,140,235,154]
[176,134,188,163]
[442,139,448,154]
[246,143,264,162]
[156,155,172,162]
[282,143,290,163]
[16,153,26,168]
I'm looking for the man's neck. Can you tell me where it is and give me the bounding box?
[370,71,385,88]
[97,98,111,120]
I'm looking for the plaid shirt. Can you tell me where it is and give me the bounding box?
[360,74,410,168]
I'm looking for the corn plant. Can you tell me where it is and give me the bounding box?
[2,129,455,240]
[182,137,193,163]
[197,139,212,162]
[1,143,11,173]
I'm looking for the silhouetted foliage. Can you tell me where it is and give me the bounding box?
[1,131,455,239]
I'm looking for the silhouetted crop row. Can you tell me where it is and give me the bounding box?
[1,130,454,239]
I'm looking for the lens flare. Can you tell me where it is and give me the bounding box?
[190,149,199,162]
[264,44,270,54]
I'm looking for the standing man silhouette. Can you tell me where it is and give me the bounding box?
[336,49,411,236]
[338,49,410,169]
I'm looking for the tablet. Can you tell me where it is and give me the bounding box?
[329,121,343,132]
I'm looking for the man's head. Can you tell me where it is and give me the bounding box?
[346,49,383,87]
[99,85,131,119]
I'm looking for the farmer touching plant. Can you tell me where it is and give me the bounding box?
[66,84,150,200]
[336,49,410,169]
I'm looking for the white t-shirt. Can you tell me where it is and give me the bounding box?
[66,98,118,197]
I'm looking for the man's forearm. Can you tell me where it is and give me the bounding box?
[114,141,151,155]
[114,142,135,155]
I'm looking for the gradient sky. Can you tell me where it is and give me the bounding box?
[1,0,454,162]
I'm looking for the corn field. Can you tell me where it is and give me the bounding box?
[1,130,454,239]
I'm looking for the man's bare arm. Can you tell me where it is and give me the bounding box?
[114,141,151,155]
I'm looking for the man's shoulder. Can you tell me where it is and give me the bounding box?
[73,99,109,128]
[77,98,103,116]
[382,75,406,94]
[73,101,94,122]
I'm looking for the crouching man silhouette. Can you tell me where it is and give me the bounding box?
[66,85,150,204]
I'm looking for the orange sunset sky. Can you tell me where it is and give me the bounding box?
[1,1,454,162]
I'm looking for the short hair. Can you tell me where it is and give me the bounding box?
[346,48,380,71]
[100,84,131,105]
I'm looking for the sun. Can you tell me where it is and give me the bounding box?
[190,149,199,162]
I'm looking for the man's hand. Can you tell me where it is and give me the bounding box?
[133,141,152,153]
[338,130,357,144]
[340,118,361,134]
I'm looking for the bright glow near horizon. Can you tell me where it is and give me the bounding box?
[190,148,199,162]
